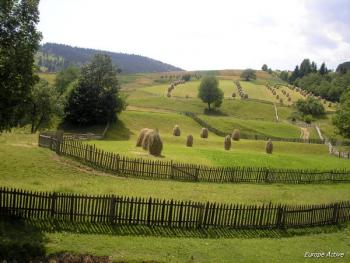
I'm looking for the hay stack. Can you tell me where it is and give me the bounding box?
[232,129,240,141]
[232,92,236,98]
[141,129,154,150]
[147,130,163,156]
[173,125,181,136]
[224,135,231,150]
[136,128,153,147]
[200,128,208,138]
[186,135,193,147]
[266,139,273,154]
[244,94,248,99]
[167,92,171,97]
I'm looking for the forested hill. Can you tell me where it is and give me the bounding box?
[37,43,183,73]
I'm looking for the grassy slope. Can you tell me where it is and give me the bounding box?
[88,110,350,170]
[199,115,300,138]
[1,133,350,262]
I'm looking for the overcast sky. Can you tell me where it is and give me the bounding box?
[38,0,350,71]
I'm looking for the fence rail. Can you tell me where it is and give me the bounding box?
[1,187,349,229]
[39,134,350,184]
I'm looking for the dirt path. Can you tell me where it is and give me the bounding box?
[273,104,279,122]
[300,127,310,140]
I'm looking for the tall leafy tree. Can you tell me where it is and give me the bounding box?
[296,97,325,117]
[64,54,126,126]
[333,89,350,138]
[28,80,60,133]
[55,65,80,95]
[198,76,223,110]
[0,0,42,132]
[299,59,312,77]
[261,64,268,71]
[240,69,256,81]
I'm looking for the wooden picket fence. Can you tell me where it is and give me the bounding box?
[1,187,349,229]
[38,134,350,184]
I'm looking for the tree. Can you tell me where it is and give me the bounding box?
[64,54,126,126]
[55,66,80,95]
[181,73,191,82]
[299,59,312,77]
[198,76,223,110]
[311,61,317,73]
[279,71,289,81]
[333,89,350,138]
[27,80,60,133]
[240,69,256,81]
[319,62,328,75]
[289,65,300,83]
[261,64,268,71]
[0,0,42,132]
[296,97,325,117]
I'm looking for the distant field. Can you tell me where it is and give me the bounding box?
[87,110,350,170]
[38,72,56,85]
[199,115,300,138]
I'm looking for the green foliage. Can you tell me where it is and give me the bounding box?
[333,89,350,138]
[261,64,268,71]
[240,69,256,81]
[296,97,325,117]
[55,66,80,95]
[64,54,126,126]
[198,76,223,110]
[181,73,191,81]
[279,71,289,81]
[26,80,61,133]
[0,0,42,132]
[336,61,350,74]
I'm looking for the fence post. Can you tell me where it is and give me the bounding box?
[109,195,116,225]
[147,197,152,226]
[276,205,285,228]
[170,161,174,179]
[50,192,57,218]
[264,168,269,183]
[195,166,199,182]
[197,204,205,229]
[332,203,339,224]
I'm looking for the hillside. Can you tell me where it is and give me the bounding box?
[37,43,183,73]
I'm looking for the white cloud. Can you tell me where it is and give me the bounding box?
[38,0,350,71]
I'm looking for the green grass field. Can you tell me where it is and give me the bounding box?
[1,132,350,262]
[85,110,350,170]
[3,70,350,262]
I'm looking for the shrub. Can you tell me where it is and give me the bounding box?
[186,134,193,147]
[147,130,163,156]
[200,128,208,138]
[232,129,240,141]
[328,103,332,107]
[224,135,231,150]
[304,114,313,124]
[266,139,273,154]
[136,128,152,147]
[173,125,181,136]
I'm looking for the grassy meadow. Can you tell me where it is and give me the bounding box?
[2,70,350,262]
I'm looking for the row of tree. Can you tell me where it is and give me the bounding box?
[279,59,350,102]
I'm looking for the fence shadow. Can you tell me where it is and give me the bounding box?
[16,218,348,240]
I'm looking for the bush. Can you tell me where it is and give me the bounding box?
[200,128,208,138]
[173,125,181,136]
[136,128,152,147]
[148,130,163,156]
[296,97,325,117]
[186,135,193,147]
[303,115,313,124]
[224,135,231,150]
[266,139,273,154]
[232,129,240,141]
